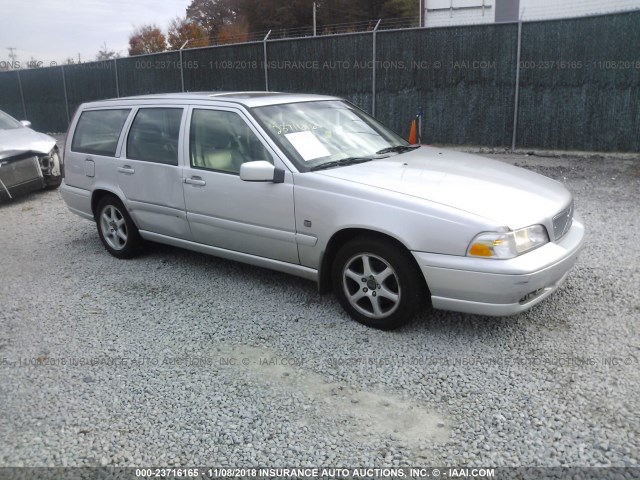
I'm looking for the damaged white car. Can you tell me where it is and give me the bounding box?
[0,109,62,201]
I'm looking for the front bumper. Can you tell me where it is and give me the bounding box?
[413,216,585,316]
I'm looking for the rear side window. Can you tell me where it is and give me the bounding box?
[71,109,130,156]
[126,108,183,166]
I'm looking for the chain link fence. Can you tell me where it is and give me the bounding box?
[0,10,638,152]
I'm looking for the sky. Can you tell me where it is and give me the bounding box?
[0,0,192,65]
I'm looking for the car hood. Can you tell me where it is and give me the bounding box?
[315,146,572,229]
[0,127,56,160]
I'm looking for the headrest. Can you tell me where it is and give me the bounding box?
[200,120,232,149]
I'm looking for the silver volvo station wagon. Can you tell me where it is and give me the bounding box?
[60,92,585,330]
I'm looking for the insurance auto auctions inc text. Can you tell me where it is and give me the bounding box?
[200,467,495,478]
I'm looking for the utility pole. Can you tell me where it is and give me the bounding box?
[7,47,17,62]
[313,2,317,36]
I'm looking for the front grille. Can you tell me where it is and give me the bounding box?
[553,202,573,240]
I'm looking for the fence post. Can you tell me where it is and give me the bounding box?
[263,30,272,91]
[114,58,120,98]
[180,40,190,92]
[60,65,70,124]
[16,70,27,120]
[511,19,522,152]
[371,19,382,116]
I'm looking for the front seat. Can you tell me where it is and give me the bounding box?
[196,121,240,172]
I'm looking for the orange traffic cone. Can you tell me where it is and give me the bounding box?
[408,119,418,144]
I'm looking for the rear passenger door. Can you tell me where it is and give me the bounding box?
[116,106,192,240]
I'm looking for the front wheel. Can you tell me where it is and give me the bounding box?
[96,195,142,258]
[332,237,425,330]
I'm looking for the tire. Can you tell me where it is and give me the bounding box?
[43,149,62,189]
[332,236,426,330]
[95,195,143,258]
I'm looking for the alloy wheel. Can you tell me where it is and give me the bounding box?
[342,253,401,319]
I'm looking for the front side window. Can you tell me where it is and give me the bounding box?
[190,109,273,174]
[71,109,130,156]
[127,108,183,166]
[251,100,408,171]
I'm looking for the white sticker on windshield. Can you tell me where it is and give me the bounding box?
[285,131,330,161]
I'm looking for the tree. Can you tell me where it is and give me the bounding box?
[377,0,418,18]
[316,0,366,24]
[183,0,420,41]
[237,0,315,33]
[318,0,416,22]
[216,18,249,44]
[128,25,167,56]
[186,0,237,40]
[167,16,209,50]
[96,42,119,60]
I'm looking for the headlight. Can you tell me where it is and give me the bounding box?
[467,225,549,259]
[37,153,50,169]
[38,149,61,177]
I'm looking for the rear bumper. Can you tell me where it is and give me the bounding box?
[59,181,93,220]
[413,217,585,316]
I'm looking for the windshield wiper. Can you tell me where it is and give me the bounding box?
[375,145,420,155]
[310,157,375,172]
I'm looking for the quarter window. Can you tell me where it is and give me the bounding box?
[190,109,273,174]
[127,108,183,166]
[71,109,130,156]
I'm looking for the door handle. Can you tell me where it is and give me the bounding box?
[184,176,206,186]
[117,166,135,175]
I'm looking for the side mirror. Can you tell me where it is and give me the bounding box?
[239,161,285,183]
[20,120,32,128]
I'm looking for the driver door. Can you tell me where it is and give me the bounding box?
[182,106,299,264]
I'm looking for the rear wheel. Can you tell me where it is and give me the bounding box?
[332,236,425,330]
[96,195,142,258]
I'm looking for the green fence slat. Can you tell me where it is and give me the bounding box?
[0,71,23,120]
[18,66,68,132]
[182,43,265,92]
[517,11,640,151]
[266,33,374,112]
[375,24,518,146]
[0,11,637,151]
[64,61,118,116]
[115,52,182,97]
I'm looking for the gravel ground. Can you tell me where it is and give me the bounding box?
[0,144,639,468]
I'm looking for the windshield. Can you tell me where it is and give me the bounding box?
[0,110,23,130]
[251,100,409,171]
